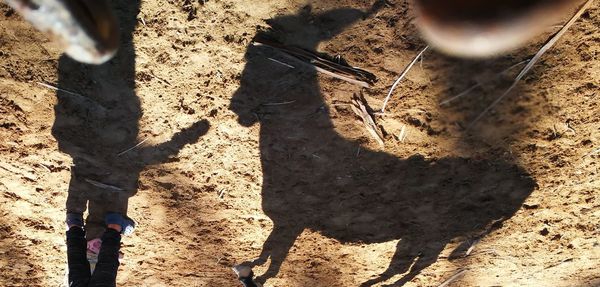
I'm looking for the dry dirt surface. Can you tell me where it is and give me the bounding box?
[0,0,599,286]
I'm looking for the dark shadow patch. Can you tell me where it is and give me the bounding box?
[229,5,535,286]
[51,0,208,239]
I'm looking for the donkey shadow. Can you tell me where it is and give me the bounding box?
[230,5,535,286]
[51,0,209,239]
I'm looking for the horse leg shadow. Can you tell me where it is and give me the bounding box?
[247,223,303,285]
[361,237,445,287]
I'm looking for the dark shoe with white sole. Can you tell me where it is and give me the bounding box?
[105,212,136,236]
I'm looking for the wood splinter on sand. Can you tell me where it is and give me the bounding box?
[398,124,408,142]
[84,178,124,192]
[465,238,480,257]
[261,100,296,107]
[439,59,530,106]
[117,138,149,156]
[218,188,227,199]
[468,0,595,129]
[380,45,429,114]
[253,39,377,88]
[267,57,295,69]
[437,269,468,287]
[37,81,108,111]
[351,94,385,147]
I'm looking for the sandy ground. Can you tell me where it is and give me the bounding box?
[0,0,599,286]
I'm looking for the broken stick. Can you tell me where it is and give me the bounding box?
[351,94,385,147]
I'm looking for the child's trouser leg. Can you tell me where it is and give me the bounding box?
[88,229,121,287]
[66,226,91,287]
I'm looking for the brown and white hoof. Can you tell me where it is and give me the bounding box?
[5,0,119,64]
[412,0,584,57]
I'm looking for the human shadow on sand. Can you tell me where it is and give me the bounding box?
[230,5,535,286]
[51,0,209,239]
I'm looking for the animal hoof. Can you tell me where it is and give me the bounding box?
[5,0,119,64]
[232,264,253,278]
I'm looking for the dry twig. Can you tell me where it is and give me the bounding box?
[37,81,107,111]
[351,94,384,147]
[218,188,226,199]
[267,57,295,69]
[117,138,149,156]
[84,178,124,192]
[253,40,377,88]
[465,238,480,257]
[261,100,296,106]
[37,82,80,96]
[438,269,468,287]
[380,46,429,113]
[398,124,407,142]
[468,0,594,128]
[149,71,172,86]
[439,60,530,106]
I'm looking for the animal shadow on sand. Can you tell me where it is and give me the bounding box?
[51,0,209,239]
[229,5,535,286]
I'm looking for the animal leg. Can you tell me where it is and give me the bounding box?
[360,238,420,287]
[253,224,303,284]
[386,241,444,287]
